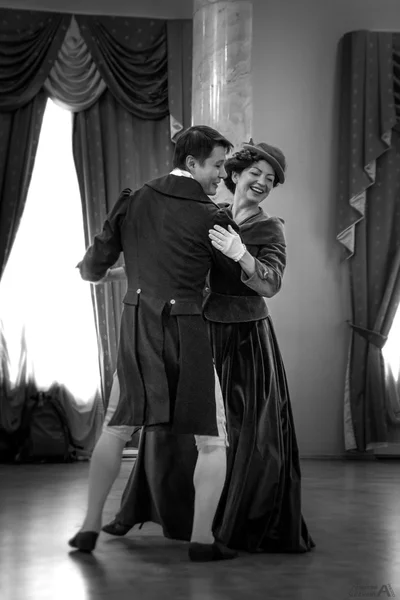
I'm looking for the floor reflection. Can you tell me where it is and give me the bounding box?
[1,460,399,600]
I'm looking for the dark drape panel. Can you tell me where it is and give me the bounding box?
[337,31,400,451]
[0,10,70,110]
[0,91,47,280]
[0,9,70,279]
[394,37,400,122]
[75,15,168,119]
[73,89,174,402]
[336,32,397,258]
[349,131,400,450]
[167,20,193,139]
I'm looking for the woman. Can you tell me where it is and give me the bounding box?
[103,140,314,553]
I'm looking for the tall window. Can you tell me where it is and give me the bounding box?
[0,100,100,402]
[383,305,400,383]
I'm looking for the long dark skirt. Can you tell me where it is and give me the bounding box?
[110,316,315,553]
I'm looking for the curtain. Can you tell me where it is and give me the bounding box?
[69,16,191,403]
[75,15,169,119]
[73,89,174,401]
[0,97,105,454]
[0,9,70,279]
[0,9,192,437]
[0,91,47,280]
[73,15,192,132]
[166,20,193,139]
[337,31,400,451]
[381,247,400,430]
[44,16,106,112]
[0,10,70,111]
[0,10,98,449]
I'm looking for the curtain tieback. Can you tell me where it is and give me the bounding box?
[348,322,388,349]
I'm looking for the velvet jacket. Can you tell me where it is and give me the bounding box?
[204,205,287,323]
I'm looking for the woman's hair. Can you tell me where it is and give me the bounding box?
[173,125,233,169]
[224,146,286,194]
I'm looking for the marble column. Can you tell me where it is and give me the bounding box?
[192,0,253,152]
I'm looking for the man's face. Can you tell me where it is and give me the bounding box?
[190,145,228,196]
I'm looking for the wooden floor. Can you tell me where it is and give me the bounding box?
[0,459,399,600]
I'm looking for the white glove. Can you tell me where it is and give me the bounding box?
[209,224,246,261]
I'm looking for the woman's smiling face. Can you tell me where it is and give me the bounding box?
[232,159,276,204]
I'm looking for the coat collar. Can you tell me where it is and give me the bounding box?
[218,203,284,245]
[145,175,215,204]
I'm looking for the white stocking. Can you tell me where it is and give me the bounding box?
[80,429,127,533]
[191,445,227,544]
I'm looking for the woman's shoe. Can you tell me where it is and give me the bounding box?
[188,541,238,562]
[102,519,131,536]
[68,531,99,553]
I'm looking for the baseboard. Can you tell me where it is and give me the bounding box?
[300,453,378,461]
[374,443,400,458]
[344,453,377,461]
[300,451,400,461]
[121,450,397,461]
[374,454,400,460]
[122,448,138,459]
[122,451,348,461]
[300,455,346,460]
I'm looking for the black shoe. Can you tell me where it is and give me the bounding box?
[68,531,99,553]
[102,520,131,536]
[188,541,238,562]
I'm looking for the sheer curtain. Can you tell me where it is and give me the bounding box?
[383,308,400,383]
[0,99,100,405]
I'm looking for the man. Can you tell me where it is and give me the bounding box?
[69,126,247,562]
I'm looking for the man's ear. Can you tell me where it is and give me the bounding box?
[185,154,197,172]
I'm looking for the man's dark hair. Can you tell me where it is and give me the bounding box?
[173,125,233,169]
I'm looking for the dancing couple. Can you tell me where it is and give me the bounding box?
[69,125,314,562]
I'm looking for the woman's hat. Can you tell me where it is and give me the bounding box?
[242,139,286,184]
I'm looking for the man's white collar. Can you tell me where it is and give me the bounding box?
[170,168,194,179]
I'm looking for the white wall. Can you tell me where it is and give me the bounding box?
[252,0,400,456]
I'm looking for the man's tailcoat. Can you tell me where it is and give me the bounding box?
[78,175,238,435]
